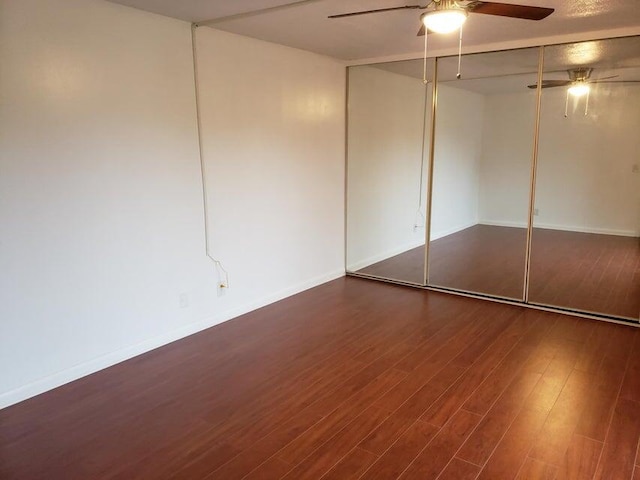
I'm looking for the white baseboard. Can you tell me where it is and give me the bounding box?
[208,269,346,327]
[430,221,477,241]
[0,269,345,410]
[533,223,639,237]
[348,221,481,272]
[479,220,527,229]
[347,239,425,271]
[479,220,638,237]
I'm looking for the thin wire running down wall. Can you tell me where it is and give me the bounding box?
[190,24,229,289]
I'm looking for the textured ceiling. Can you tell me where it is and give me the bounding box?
[107,0,640,60]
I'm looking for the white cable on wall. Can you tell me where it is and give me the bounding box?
[414,80,430,231]
[191,23,229,289]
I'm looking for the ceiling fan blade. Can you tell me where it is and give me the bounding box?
[589,80,640,84]
[527,80,572,89]
[592,75,619,81]
[328,5,423,19]
[468,1,554,20]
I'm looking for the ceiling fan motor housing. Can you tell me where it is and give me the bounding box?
[432,0,466,12]
[569,68,593,82]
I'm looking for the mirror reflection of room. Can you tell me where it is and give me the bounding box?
[528,36,640,320]
[346,38,639,321]
[428,48,539,300]
[346,60,433,285]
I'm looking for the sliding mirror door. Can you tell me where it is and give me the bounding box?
[346,60,433,284]
[427,47,539,300]
[529,37,640,320]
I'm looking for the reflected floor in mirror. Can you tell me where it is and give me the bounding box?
[358,225,528,299]
[429,225,528,300]
[356,225,639,319]
[529,229,640,319]
[357,246,426,285]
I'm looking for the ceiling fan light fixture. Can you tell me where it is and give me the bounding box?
[422,9,468,34]
[568,83,590,97]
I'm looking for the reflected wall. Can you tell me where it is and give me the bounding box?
[346,60,433,284]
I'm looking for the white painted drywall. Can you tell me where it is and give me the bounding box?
[430,84,485,239]
[478,85,640,236]
[194,27,346,311]
[346,66,428,271]
[0,0,345,408]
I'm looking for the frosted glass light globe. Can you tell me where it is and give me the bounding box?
[568,83,590,97]
[422,10,468,34]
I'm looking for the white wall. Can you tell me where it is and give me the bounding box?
[346,75,486,270]
[0,0,346,408]
[346,66,428,270]
[430,84,485,239]
[195,28,346,309]
[478,91,536,227]
[535,84,640,236]
[478,86,640,236]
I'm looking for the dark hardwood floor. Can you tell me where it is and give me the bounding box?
[356,225,640,319]
[2,277,640,479]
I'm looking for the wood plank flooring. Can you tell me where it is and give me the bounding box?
[1,277,640,479]
[356,225,640,319]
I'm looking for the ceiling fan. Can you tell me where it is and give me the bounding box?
[328,0,554,36]
[527,68,640,117]
[330,1,554,81]
[527,68,640,95]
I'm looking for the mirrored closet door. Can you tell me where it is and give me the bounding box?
[345,37,639,323]
[528,37,640,320]
[427,47,539,300]
[346,59,434,285]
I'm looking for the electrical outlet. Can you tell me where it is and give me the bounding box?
[179,293,189,308]
[534,208,539,216]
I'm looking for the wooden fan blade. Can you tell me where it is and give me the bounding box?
[468,1,554,20]
[592,75,619,81]
[527,80,572,89]
[328,5,423,19]
[590,80,640,84]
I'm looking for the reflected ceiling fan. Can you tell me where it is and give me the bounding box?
[527,68,640,116]
[328,0,554,37]
[527,67,640,95]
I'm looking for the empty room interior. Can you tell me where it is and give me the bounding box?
[2,0,640,478]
